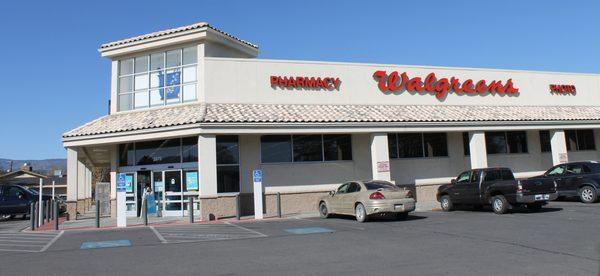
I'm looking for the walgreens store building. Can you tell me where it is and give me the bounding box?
[62,22,600,220]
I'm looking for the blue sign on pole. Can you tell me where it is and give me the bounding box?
[117,173,126,192]
[253,170,262,183]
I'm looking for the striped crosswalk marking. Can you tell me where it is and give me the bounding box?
[151,223,265,244]
[0,231,63,252]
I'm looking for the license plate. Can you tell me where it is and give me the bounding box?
[534,194,549,201]
[394,204,403,210]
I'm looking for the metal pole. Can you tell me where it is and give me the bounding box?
[38,179,43,226]
[143,196,148,226]
[235,194,241,220]
[30,202,36,230]
[95,200,100,228]
[188,197,194,223]
[277,192,282,218]
[34,202,39,229]
[43,201,47,224]
[46,201,51,223]
[52,180,55,199]
[53,201,59,231]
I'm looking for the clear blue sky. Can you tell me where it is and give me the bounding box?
[1,0,599,160]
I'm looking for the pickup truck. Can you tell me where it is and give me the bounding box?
[0,185,60,219]
[437,167,558,214]
[527,161,600,203]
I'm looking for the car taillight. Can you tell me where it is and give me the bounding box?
[369,191,385,200]
[517,180,523,193]
[405,190,413,198]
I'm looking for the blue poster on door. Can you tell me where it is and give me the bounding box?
[125,175,133,193]
[146,194,157,215]
[186,171,198,191]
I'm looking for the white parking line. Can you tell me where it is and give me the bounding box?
[0,231,63,253]
[151,223,266,243]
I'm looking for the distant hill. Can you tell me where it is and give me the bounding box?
[0,158,67,174]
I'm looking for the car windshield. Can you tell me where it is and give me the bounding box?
[22,186,37,195]
[364,181,397,190]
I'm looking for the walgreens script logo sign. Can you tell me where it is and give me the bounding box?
[372,71,519,100]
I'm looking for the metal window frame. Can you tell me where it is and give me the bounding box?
[117,47,198,111]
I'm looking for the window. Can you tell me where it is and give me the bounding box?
[117,46,197,111]
[456,171,470,183]
[323,135,352,161]
[364,180,396,190]
[483,170,501,182]
[566,129,596,151]
[463,131,528,155]
[118,137,198,166]
[347,182,361,193]
[261,134,353,163]
[336,183,350,194]
[182,137,198,163]
[539,131,551,152]
[539,130,596,152]
[565,164,592,175]
[293,135,323,162]
[545,165,565,176]
[216,136,239,193]
[261,135,292,163]
[388,133,448,158]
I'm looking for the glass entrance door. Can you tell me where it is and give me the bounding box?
[163,170,183,216]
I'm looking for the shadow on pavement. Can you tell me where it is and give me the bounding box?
[326,214,427,223]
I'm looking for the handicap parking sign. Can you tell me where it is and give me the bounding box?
[117,173,126,192]
[253,170,262,183]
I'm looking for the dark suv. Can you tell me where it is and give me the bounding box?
[0,185,56,219]
[527,161,600,203]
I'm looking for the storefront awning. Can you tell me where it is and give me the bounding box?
[63,103,600,138]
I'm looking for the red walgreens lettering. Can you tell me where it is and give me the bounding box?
[270,76,341,90]
[372,71,519,99]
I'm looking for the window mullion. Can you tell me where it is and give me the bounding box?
[421,133,426,158]
[290,135,294,163]
[321,134,325,162]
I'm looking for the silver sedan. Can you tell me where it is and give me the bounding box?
[318,180,416,222]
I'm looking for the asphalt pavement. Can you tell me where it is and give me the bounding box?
[0,200,598,276]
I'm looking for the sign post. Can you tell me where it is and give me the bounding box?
[252,170,263,220]
[116,173,127,227]
[38,178,43,226]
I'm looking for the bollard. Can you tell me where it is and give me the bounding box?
[47,200,52,223]
[277,192,282,218]
[143,197,148,226]
[34,202,39,229]
[235,194,241,220]
[50,200,54,221]
[95,200,100,228]
[30,202,36,230]
[45,201,50,224]
[188,197,194,223]
[53,201,59,231]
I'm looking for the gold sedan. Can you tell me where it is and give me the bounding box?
[318,180,416,222]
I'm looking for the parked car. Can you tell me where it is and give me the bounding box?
[437,167,558,214]
[527,161,600,203]
[318,180,415,223]
[0,185,63,219]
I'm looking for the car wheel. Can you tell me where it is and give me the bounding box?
[526,203,543,212]
[21,214,27,220]
[355,203,368,223]
[440,195,453,212]
[395,212,408,220]
[491,195,508,214]
[579,186,597,204]
[319,202,330,219]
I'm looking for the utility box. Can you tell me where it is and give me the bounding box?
[95,182,111,216]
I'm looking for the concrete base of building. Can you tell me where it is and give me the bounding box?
[76,199,86,215]
[110,199,117,218]
[265,191,329,217]
[66,201,77,220]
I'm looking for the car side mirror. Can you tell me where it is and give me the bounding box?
[451,179,457,185]
[17,193,24,199]
[329,190,335,196]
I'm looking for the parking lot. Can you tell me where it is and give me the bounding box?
[0,200,598,275]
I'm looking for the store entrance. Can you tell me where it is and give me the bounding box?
[151,169,199,217]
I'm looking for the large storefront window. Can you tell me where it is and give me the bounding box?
[217,136,239,193]
[118,46,197,111]
[260,134,352,163]
[388,133,448,158]
[118,137,198,166]
[539,130,596,152]
[463,131,528,155]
